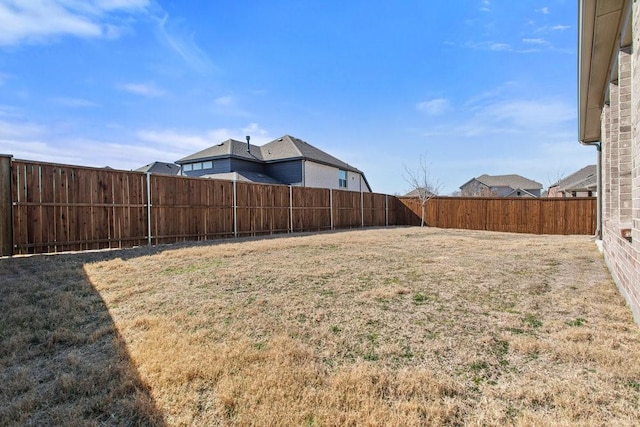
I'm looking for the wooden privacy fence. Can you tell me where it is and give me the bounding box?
[0,157,597,256]
[397,196,597,235]
[2,158,397,255]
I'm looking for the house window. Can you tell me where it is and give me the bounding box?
[183,164,193,172]
[193,162,203,170]
[338,170,347,188]
[202,161,213,170]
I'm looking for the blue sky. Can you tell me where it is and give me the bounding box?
[0,0,592,195]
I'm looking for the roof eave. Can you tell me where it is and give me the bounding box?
[578,0,631,144]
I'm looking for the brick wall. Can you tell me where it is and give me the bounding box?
[634,2,640,249]
[600,1,640,326]
[602,104,610,220]
[619,48,633,223]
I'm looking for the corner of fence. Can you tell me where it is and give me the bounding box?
[0,154,13,256]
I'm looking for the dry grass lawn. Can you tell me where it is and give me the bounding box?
[1,227,640,426]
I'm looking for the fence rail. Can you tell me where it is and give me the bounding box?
[0,157,597,256]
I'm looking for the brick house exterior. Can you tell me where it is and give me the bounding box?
[579,0,640,325]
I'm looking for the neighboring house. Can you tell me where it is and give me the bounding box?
[459,174,542,198]
[403,187,436,198]
[579,0,640,325]
[175,135,372,192]
[547,165,597,197]
[135,161,180,175]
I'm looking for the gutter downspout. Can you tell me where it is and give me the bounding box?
[579,140,602,239]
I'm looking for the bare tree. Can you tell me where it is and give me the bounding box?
[546,169,567,197]
[403,156,442,227]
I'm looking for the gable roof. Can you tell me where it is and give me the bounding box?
[472,174,542,190]
[135,161,180,175]
[260,135,359,172]
[504,188,538,198]
[552,165,597,192]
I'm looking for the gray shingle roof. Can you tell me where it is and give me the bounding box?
[553,165,597,191]
[474,174,543,190]
[176,139,261,163]
[135,161,180,175]
[261,135,361,172]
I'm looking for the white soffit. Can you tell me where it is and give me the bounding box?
[578,0,630,143]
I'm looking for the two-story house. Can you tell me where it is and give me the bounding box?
[175,135,371,192]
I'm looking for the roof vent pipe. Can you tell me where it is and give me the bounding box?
[246,135,251,153]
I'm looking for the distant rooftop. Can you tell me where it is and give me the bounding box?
[552,165,597,192]
[403,187,436,198]
[472,174,542,190]
[135,161,180,175]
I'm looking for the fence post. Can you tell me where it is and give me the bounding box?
[289,185,293,233]
[233,180,238,238]
[385,194,388,227]
[146,172,152,246]
[360,191,364,228]
[0,155,13,256]
[330,189,334,230]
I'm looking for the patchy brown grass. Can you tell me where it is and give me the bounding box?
[2,227,640,426]
[0,252,164,426]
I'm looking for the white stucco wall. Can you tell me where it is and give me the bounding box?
[304,161,370,192]
[349,171,370,193]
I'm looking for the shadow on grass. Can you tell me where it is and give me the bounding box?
[0,250,167,426]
